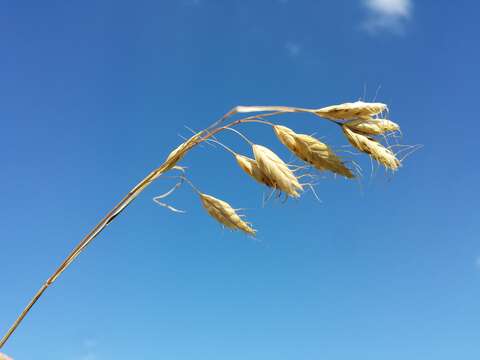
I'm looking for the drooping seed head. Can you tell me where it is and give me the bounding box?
[314,101,388,120]
[235,154,275,187]
[199,193,256,235]
[252,144,303,197]
[342,126,400,170]
[344,118,400,135]
[274,125,354,178]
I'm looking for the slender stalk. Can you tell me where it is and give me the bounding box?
[0,168,161,348]
[0,107,327,348]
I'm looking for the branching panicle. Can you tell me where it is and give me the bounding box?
[1,99,416,350]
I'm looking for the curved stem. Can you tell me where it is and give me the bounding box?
[0,168,161,348]
[179,175,202,196]
[241,119,275,127]
[221,127,254,145]
[0,106,335,349]
[206,138,238,157]
[0,116,244,349]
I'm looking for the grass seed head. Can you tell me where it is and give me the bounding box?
[252,144,303,197]
[344,118,400,135]
[235,154,275,187]
[199,193,256,235]
[274,125,354,178]
[342,126,400,170]
[315,101,388,120]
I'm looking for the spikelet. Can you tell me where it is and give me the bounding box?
[163,132,203,172]
[273,125,297,149]
[314,101,387,120]
[273,125,354,178]
[252,144,303,197]
[0,353,13,360]
[235,154,275,187]
[344,118,400,135]
[342,126,400,170]
[199,193,256,235]
[293,134,355,178]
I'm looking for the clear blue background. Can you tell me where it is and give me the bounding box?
[1,1,478,359]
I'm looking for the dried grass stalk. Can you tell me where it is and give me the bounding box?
[235,105,299,114]
[252,144,303,197]
[0,100,412,350]
[344,118,400,135]
[342,126,400,170]
[199,193,256,235]
[235,154,275,187]
[314,101,387,120]
[274,125,354,178]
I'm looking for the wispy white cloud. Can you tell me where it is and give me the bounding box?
[362,0,412,34]
[285,42,301,57]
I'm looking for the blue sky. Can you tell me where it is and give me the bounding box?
[1,0,479,359]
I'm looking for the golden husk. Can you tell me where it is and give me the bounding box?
[273,125,354,178]
[344,118,400,135]
[199,193,256,235]
[314,101,387,120]
[342,126,400,170]
[163,132,203,172]
[252,144,303,197]
[235,154,275,187]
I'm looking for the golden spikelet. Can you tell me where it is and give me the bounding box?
[314,101,387,120]
[163,132,203,172]
[235,154,275,187]
[342,126,400,170]
[273,125,354,178]
[344,118,400,135]
[252,144,303,197]
[199,193,256,235]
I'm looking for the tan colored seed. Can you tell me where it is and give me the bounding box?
[274,125,354,178]
[295,135,355,179]
[199,193,256,235]
[235,154,275,187]
[314,101,388,120]
[163,132,203,172]
[342,126,400,170]
[344,118,400,135]
[252,144,303,197]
